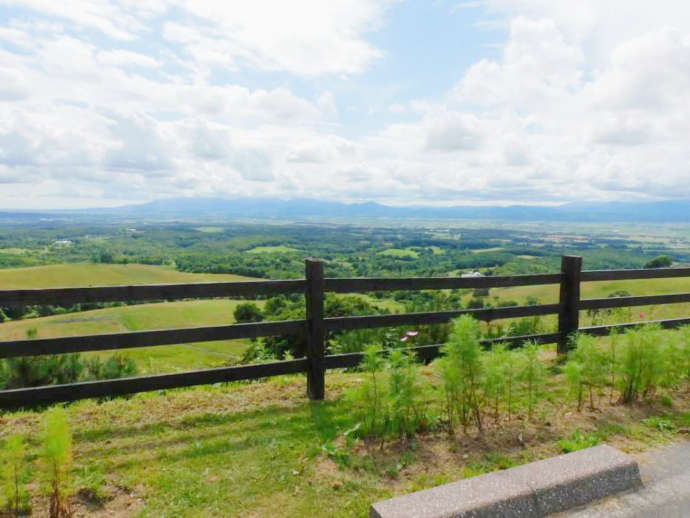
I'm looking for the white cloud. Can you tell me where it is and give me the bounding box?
[164,0,394,76]
[2,0,690,208]
[98,49,160,68]
[425,112,482,151]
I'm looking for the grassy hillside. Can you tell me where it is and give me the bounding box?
[0,300,261,373]
[0,263,253,289]
[487,276,690,326]
[1,370,687,517]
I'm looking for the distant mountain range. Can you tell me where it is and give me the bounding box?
[2,197,690,223]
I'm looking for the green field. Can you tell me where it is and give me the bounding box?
[377,248,419,259]
[470,247,504,253]
[246,245,298,254]
[0,264,261,373]
[482,276,690,327]
[0,263,253,289]
[0,300,261,373]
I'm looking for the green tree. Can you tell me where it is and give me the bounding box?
[644,255,672,268]
[233,303,264,323]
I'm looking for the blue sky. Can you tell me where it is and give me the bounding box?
[1,1,690,208]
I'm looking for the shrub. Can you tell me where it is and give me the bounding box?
[644,255,672,269]
[1,353,138,390]
[233,303,264,323]
[41,407,72,518]
[1,354,84,389]
[1,435,31,516]
[84,355,138,380]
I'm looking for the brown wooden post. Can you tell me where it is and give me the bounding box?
[558,255,582,355]
[305,259,325,400]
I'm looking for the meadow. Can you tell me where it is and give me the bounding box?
[0,263,252,289]
[0,300,259,373]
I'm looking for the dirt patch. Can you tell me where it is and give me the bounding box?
[25,483,142,518]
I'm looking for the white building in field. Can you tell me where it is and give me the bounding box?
[461,271,484,278]
[52,239,73,247]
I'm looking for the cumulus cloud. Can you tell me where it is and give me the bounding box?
[231,148,274,182]
[163,0,393,76]
[2,0,690,208]
[425,112,482,151]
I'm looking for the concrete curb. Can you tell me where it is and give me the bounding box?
[370,445,642,518]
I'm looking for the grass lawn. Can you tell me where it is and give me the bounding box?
[0,300,262,373]
[0,263,254,289]
[1,364,687,518]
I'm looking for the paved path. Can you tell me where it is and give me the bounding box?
[558,440,690,518]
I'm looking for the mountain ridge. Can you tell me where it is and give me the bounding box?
[2,197,689,223]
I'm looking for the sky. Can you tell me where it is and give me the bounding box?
[1,1,690,209]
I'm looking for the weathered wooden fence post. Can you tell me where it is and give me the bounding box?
[305,259,325,400]
[557,255,583,355]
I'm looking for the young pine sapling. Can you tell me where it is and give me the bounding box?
[41,407,73,518]
[483,344,508,424]
[360,344,385,437]
[438,315,484,433]
[519,342,546,421]
[2,435,30,516]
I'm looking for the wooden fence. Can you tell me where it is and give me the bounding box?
[2,256,690,408]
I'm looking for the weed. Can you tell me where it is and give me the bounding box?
[643,416,677,433]
[557,429,599,453]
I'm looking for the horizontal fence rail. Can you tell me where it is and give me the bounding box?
[0,358,309,408]
[581,267,690,282]
[2,258,690,408]
[580,293,690,310]
[0,320,306,359]
[0,279,306,306]
[324,304,561,331]
[324,273,562,293]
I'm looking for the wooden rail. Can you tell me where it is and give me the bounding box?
[1,256,690,408]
